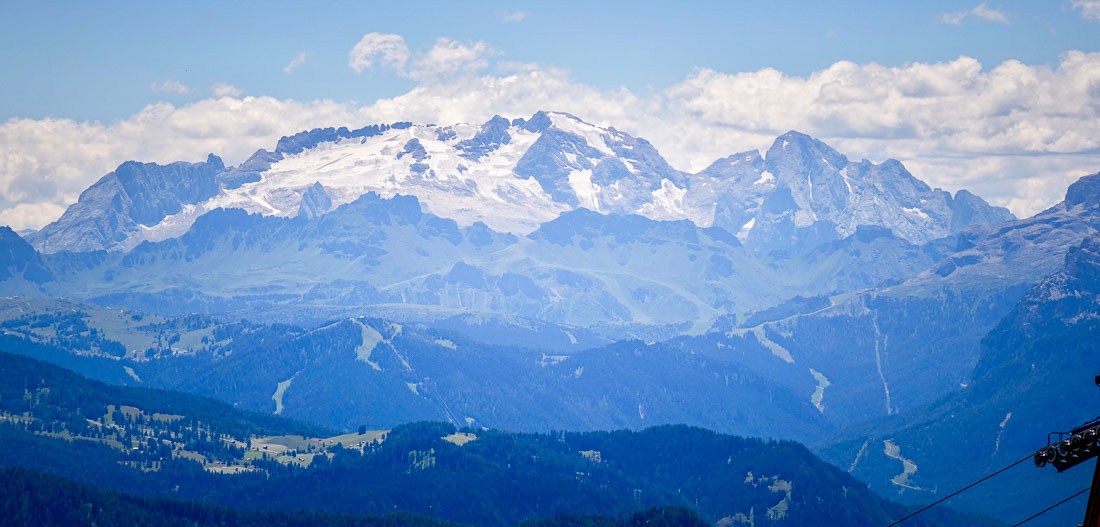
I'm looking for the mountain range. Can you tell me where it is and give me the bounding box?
[9,112,1013,335]
[1,111,1096,525]
[26,112,1012,255]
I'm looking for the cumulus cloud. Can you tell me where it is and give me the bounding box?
[970,3,1010,22]
[284,52,308,73]
[149,80,190,94]
[0,203,66,232]
[503,10,527,22]
[407,38,495,81]
[4,42,1100,230]
[1072,0,1100,21]
[360,62,651,129]
[347,33,493,81]
[937,2,1009,24]
[347,32,410,73]
[659,53,1100,157]
[211,83,242,97]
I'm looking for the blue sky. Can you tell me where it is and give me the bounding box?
[2,1,1097,121]
[1,1,1100,230]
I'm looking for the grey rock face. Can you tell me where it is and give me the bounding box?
[918,172,1100,287]
[27,155,227,253]
[456,115,511,160]
[1065,172,1100,209]
[297,182,332,220]
[513,112,689,214]
[0,227,52,283]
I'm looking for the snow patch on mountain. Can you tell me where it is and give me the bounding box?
[809,368,831,413]
[883,439,921,491]
[754,171,775,186]
[736,218,756,243]
[210,122,560,233]
[548,112,614,156]
[568,169,600,211]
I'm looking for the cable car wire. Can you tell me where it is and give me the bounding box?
[1010,486,1090,526]
[885,452,1034,526]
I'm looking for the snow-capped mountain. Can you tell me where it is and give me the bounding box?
[28,111,1010,254]
[690,131,1014,251]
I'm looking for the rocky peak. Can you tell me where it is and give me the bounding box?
[950,189,1014,234]
[297,182,333,220]
[764,131,849,175]
[0,227,52,283]
[1065,172,1100,210]
[27,154,228,253]
[521,110,553,133]
[1064,235,1100,285]
[456,115,512,160]
[699,151,765,179]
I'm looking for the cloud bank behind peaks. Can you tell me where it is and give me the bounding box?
[2,34,1099,231]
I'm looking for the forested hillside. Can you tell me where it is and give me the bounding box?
[0,352,997,527]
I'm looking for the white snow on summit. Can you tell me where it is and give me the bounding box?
[216,124,560,233]
[124,112,705,246]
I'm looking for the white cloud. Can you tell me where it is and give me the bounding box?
[0,202,66,232]
[347,33,493,81]
[211,83,242,97]
[149,80,190,94]
[284,52,308,73]
[407,38,495,81]
[4,42,1100,231]
[1072,0,1100,21]
[937,2,1009,24]
[971,2,1009,22]
[937,11,967,24]
[347,33,410,73]
[503,10,526,22]
[359,62,652,130]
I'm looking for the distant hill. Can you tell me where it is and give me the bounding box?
[0,298,824,440]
